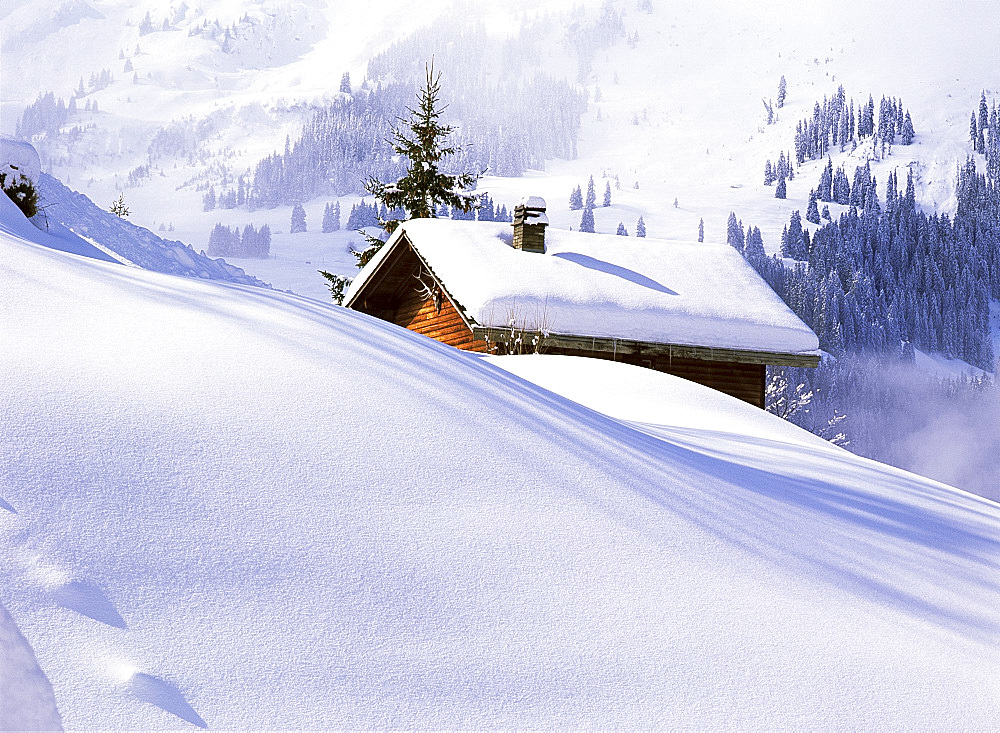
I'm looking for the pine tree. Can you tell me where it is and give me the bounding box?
[806,189,821,224]
[777,74,787,108]
[861,95,875,138]
[290,202,306,233]
[817,157,833,201]
[636,215,646,238]
[580,205,595,233]
[728,213,746,253]
[603,180,612,206]
[339,72,351,94]
[109,192,130,218]
[698,217,704,242]
[585,175,597,209]
[901,112,915,145]
[616,222,627,235]
[569,184,583,210]
[322,202,336,233]
[357,61,478,267]
[775,174,787,199]
[833,166,851,204]
[258,224,271,256]
[979,91,989,138]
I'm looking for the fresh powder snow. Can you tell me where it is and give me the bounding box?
[2,181,1000,728]
[0,602,63,730]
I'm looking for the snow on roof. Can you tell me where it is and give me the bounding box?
[517,195,547,209]
[347,218,819,355]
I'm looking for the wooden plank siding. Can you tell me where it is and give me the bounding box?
[391,274,489,353]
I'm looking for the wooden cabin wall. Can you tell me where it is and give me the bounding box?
[392,285,489,353]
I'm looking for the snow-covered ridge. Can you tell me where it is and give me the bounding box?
[37,172,271,286]
[1,135,271,286]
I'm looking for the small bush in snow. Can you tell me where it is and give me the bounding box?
[0,170,38,218]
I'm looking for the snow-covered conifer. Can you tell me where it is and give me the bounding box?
[726,212,743,252]
[290,203,306,233]
[901,112,914,145]
[806,190,821,224]
[569,185,583,210]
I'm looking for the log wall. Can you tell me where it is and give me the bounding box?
[392,284,489,353]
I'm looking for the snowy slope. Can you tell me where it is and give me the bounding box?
[0,135,269,287]
[0,603,63,730]
[37,172,270,285]
[6,0,996,300]
[3,184,1000,728]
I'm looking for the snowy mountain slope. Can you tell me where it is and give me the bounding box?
[37,172,270,285]
[3,183,1000,728]
[5,0,998,299]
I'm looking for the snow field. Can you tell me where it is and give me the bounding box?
[2,203,1000,727]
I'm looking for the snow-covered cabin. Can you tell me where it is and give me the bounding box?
[344,198,820,407]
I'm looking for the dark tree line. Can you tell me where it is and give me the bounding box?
[15,93,70,139]
[244,73,585,209]
[739,161,995,372]
[246,15,587,209]
[207,222,271,258]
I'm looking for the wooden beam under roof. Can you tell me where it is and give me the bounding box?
[471,326,821,368]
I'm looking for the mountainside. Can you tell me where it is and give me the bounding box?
[4,0,995,254]
[3,175,1000,728]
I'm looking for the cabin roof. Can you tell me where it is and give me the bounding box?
[344,218,820,358]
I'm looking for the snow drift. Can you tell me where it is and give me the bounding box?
[2,194,1000,728]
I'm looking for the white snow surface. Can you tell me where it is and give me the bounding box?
[0,134,41,185]
[486,353,833,447]
[4,198,1000,728]
[348,218,819,355]
[0,603,63,731]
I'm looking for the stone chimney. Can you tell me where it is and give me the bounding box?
[512,196,548,253]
